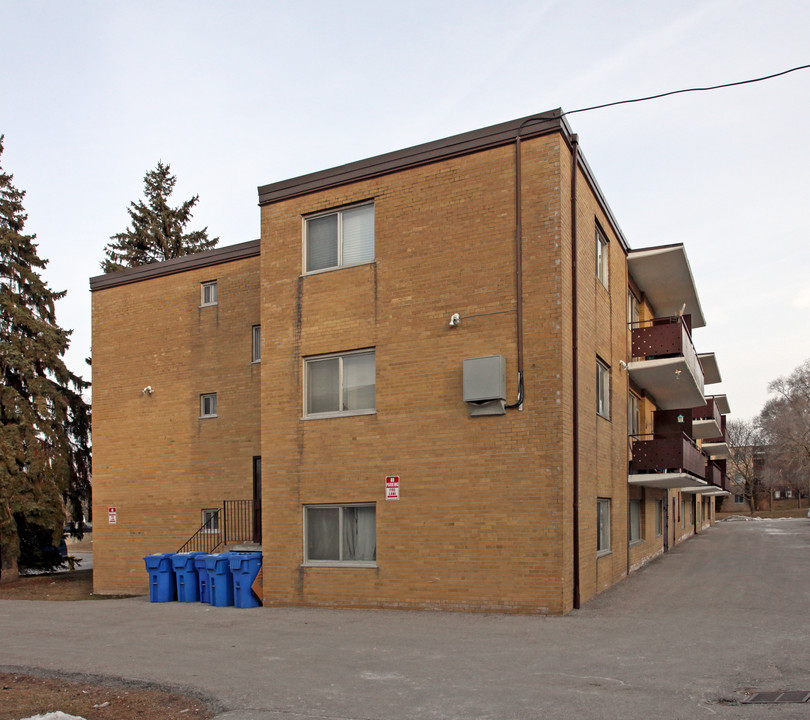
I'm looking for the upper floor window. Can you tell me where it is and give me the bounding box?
[305,349,375,418]
[628,290,640,326]
[201,280,217,306]
[200,392,217,418]
[596,358,611,420]
[305,202,374,273]
[628,392,641,436]
[252,325,261,363]
[596,226,609,288]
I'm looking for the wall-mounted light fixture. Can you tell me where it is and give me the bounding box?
[142,386,154,395]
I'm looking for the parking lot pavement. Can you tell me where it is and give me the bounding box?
[2,518,810,720]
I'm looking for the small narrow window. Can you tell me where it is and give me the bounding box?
[596,358,611,420]
[202,508,220,534]
[629,499,642,543]
[596,226,609,288]
[201,281,217,306]
[628,392,641,437]
[304,504,376,565]
[597,498,611,554]
[252,325,261,363]
[628,290,640,326]
[655,499,663,536]
[305,203,374,273]
[200,393,217,418]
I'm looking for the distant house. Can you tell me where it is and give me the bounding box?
[90,110,730,614]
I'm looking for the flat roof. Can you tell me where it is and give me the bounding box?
[89,240,260,292]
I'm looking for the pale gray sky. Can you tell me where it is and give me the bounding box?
[2,0,809,419]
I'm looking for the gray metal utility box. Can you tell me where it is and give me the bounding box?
[463,355,507,416]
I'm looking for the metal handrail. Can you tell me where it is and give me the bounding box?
[177,510,223,553]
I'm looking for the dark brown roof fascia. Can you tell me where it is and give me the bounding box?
[257,109,570,206]
[89,239,260,292]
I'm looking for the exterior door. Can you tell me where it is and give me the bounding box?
[252,456,262,544]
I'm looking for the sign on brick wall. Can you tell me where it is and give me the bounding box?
[108,507,117,524]
[385,476,400,501]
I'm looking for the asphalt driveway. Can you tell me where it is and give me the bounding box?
[2,517,809,719]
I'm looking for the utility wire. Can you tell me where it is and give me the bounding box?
[561,63,810,117]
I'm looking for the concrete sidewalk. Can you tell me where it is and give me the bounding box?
[2,518,810,719]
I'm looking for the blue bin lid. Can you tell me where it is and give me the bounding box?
[204,552,232,571]
[171,552,202,570]
[144,552,174,569]
[193,553,210,568]
[229,551,262,570]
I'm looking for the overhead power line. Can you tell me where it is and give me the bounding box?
[562,63,810,117]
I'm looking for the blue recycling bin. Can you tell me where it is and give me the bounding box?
[171,552,205,602]
[205,553,234,607]
[229,552,263,609]
[144,553,176,602]
[193,553,211,603]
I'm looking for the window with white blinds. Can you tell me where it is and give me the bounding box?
[305,203,374,272]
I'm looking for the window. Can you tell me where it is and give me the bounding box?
[596,226,609,288]
[304,504,376,565]
[202,508,219,534]
[629,499,642,543]
[628,290,640,326]
[628,393,641,437]
[305,350,375,417]
[734,494,744,504]
[680,499,686,528]
[305,202,374,273]
[252,325,261,363]
[201,281,217,306]
[596,359,611,419]
[655,499,663,537]
[597,498,611,554]
[200,393,217,418]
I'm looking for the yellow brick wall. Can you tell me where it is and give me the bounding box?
[91,257,260,593]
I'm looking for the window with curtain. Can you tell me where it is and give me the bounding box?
[305,202,374,272]
[305,504,376,565]
[305,350,375,417]
[596,358,611,420]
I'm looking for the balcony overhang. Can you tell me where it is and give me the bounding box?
[703,489,730,497]
[627,245,706,328]
[628,473,708,490]
[692,418,722,440]
[698,353,722,385]
[626,357,705,410]
[702,441,731,460]
[708,394,731,415]
[680,485,723,494]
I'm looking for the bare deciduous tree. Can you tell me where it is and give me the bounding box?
[726,419,763,515]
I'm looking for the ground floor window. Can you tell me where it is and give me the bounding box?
[655,499,663,537]
[734,494,744,504]
[629,499,642,543]
[597,498,611,555]
[304,504,376,565]
[202,508,219,534]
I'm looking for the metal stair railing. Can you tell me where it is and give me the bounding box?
[177,510,223,553]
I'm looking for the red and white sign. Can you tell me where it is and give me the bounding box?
[385,476,400,501]
[108,506,117,524]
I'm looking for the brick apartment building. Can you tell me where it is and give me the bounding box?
[90,109,730,614]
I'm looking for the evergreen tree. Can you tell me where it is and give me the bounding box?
[101,161,218,272]
[0,135,91,579]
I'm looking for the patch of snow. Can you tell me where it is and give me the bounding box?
[20,713,87,720]
[722,515,762,522]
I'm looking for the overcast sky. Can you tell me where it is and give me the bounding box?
[2,0,809,420]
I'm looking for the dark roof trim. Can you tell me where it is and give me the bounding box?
[258,109,568,205]
[257,108,629,252]
[89,240,260,292]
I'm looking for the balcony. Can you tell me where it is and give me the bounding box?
[691,397,722,440]
[628,432,708,490]
[627,316,705,410]
[702,416,731,460]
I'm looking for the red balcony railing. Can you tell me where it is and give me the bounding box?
[693,397,721,426]
[630,432,706,478]
[631,316,704,388]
